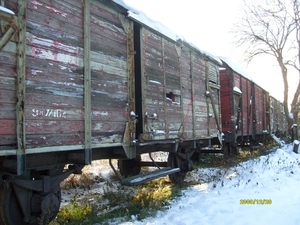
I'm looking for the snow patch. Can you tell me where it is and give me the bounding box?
[219,56,253,81]
[149,80,162,85]
[124,144,300,225]
[0,6,14,15]
[233,86,242,94]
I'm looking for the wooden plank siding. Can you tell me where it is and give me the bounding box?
[0,0,18,147]
[238,73,252,140]
[181,47,194,138]
[220,64,254,142]
[140,28,182,140]
[139,26,221,141]
[269,96,288,136]
[220,59,270,144]
[1,0,222,155]
[207,84,221,136]
[219,68,233,135]
[253,84,269,135]
[0,0,132,152]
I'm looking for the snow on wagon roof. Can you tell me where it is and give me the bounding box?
[219,56,253,81]
[0,5,15,15]
[112,0,222,65]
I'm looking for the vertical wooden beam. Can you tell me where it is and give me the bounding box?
[141,28,147,138]
[175,42,185,139]
[122,19,136,158]
[205,64,222,135]
[229,68,236,141]
[16,0,26,175]
[162,40,168,139]
[247,82,253,140]
[190,52,196,138]
[127,21,135,137]
[205,62,211,137]
[252,83,256,139]
[83,0,91,164]
[246,79,250,140]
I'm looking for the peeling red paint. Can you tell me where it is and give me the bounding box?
[0,0,131,149]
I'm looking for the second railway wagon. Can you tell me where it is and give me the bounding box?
[219,57,270,155]
[0,0,222,224]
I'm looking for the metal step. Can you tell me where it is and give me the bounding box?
[121,167,180,186]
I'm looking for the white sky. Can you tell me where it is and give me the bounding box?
[122,0,298,103]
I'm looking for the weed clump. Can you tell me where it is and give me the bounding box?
[53,178,183,225]
[52,196,96,225]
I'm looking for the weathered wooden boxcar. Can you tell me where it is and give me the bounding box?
[269,95,288,138]
[219,57,270,155]
[132,16,223,147]
[0,0,222,224]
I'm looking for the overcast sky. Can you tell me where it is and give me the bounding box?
[122,0,297,102]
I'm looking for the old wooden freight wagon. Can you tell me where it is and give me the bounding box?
[269,96,288,138]
[219,57,270,155]
[0,0,222,224]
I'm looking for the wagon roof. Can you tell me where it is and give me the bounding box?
[219,56,253,81]
[269,95,283,104]
[113,0,222,65]
[112,0,129,9]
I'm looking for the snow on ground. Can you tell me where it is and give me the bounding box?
[119,144,300,225]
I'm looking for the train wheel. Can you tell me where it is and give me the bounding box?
[0,185,25,225]
[37,185,62,224]
[0,184,61,225]
[118,155,141,177]
[167,152,187,184]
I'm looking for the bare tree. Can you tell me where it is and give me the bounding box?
[233,0,300,138]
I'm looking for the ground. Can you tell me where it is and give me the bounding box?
[60,143,300,225]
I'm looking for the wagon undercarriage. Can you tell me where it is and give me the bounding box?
[0,164,80,224]
[0,141,197,224]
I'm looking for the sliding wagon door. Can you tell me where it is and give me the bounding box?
[139,27,182,141]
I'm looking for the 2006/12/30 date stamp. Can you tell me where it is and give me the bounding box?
[240,199,272,205]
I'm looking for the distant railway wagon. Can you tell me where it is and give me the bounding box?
[219,57,270,155]
[0,0,223,224]
[269,96,288,138]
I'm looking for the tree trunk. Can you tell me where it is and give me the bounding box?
[278,54,296,137]
[290,79,300,140]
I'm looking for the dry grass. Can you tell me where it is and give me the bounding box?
[60,173,96,190]
[60,160,115,190]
